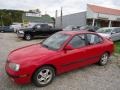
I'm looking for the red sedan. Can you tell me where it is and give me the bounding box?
[5,31,114,87]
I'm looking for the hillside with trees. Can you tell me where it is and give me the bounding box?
[0,9,24,26]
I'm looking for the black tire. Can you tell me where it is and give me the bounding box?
[32,66,55,87]
[24,34,32,41]
[98,53,109,66]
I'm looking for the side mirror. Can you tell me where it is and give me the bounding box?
[64,45,73,50]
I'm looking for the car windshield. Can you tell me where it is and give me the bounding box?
[41,33,70,50]
[97,28,112,34]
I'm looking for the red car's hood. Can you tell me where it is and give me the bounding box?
[8,44,56,64]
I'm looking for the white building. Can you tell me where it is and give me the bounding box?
[87,4,120,27]
[56,4,120,28]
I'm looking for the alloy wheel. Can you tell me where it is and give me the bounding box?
[37,69,53,85]
[100,53,109,65]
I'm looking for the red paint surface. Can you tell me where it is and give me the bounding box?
[5,31,114,84]
[0,72,3,77]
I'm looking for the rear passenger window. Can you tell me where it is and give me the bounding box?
[86,34,103,45]
[69,35,86,48]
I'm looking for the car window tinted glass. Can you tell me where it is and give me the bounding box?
[41,24,48,28]
[69,35,86,48]
[42,33,70,50]
[87,34,102,44]
[36,25,41,29]
[114,28,120,33]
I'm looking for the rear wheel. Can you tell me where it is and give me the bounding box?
[32,66,55,87]
[25,34,32,41]
[99,53,109,66]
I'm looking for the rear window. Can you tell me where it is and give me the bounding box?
[68,35,86,48]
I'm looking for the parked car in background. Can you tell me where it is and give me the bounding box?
[63,25,99,32]
[79,25,99,32]
[63,25,81,31]
[6,31,114,87]
[17,24,62,40]
[10,24,22,32]
[97,27,120,41]
[0,26,14,32]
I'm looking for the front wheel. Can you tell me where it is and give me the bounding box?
[99,53,109,66]
[24,34,32,41]
[32,66,55,87]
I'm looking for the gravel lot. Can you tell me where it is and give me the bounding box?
[0,33,120,90]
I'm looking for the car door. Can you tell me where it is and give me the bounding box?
[40,24,50,35]
[59,34,88,73]
[33,24,41,36]
[85,34,104,64]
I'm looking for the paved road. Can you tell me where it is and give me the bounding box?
[0,33,120,90]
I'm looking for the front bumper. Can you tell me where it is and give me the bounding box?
[17,33,24,38]
[5,64,31,84]
[6,72,30,84]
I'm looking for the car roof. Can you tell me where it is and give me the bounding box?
[59,31,96,36]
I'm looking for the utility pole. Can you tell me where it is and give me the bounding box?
[55,10,58,28]
[60,7,63,28]
[55,10,58,19]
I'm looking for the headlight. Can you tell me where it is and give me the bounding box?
[9,63,20,71]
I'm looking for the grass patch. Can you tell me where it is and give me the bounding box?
[115,41,120,54]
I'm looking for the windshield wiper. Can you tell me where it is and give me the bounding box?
[42,44,56,50]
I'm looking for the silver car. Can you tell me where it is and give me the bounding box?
[97,27,120,41]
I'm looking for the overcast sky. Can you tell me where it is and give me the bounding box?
[0,0,120,17]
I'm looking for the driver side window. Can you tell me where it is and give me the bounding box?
[36,25,41,29]
[68,35,86,48]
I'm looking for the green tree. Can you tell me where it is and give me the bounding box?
[0,9,24,26]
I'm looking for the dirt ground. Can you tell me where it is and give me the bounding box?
[0,33,120,90]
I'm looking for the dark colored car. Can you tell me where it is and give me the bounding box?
[0,26,14,32]
[6,31,114,87]
[17,24,62,40]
